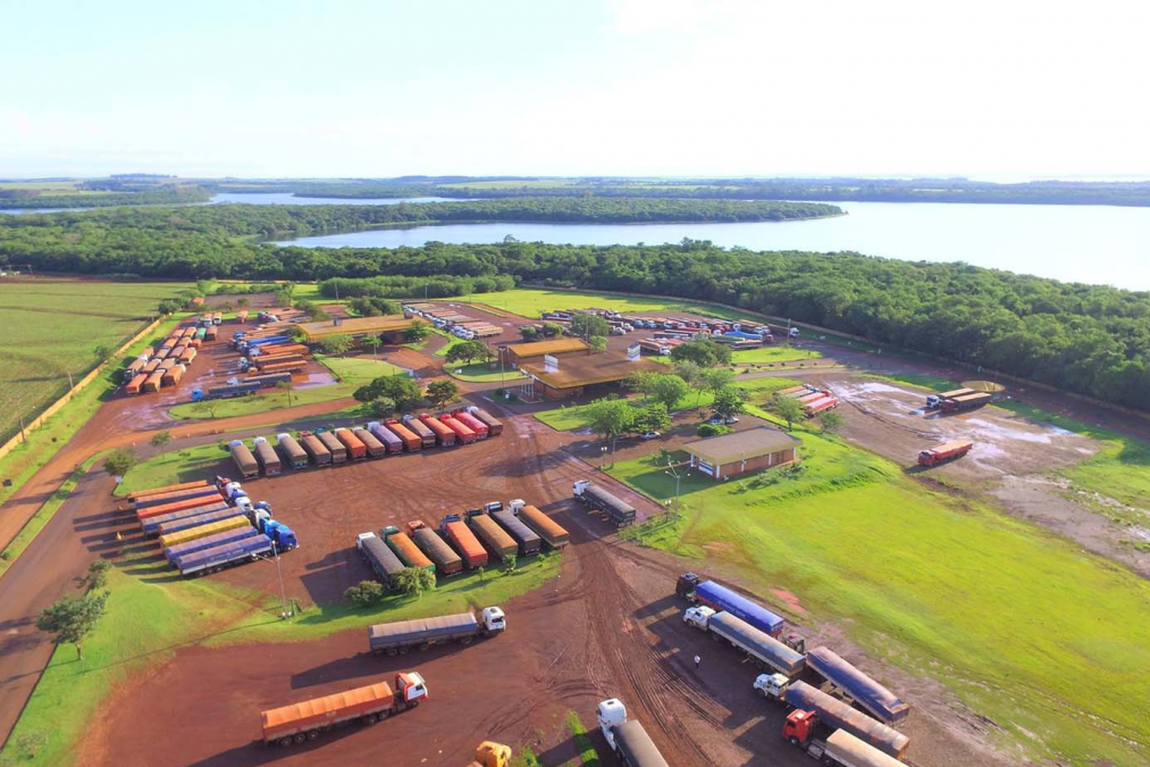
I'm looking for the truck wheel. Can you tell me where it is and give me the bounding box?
[279,737,293,747]
[365,714,378,724]
[386,648,398,656]
[461,637,473,645]
[399,646,409,655]
[788,736,800,748]
[408,700,419,709]
[294,734,306,744]
[419,643,430,652]
[378,710,390,720]
[758,688,767,698]
[307,730,319,740]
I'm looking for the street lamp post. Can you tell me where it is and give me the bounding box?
[271,540,290,619]
[665,458,684,516]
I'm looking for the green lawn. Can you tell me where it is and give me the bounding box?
[445,362,511,384]
[167,354,404,420]
[610,431,1150,767]
[865,372,962,392]
[114,442,232,497]
[730,346,822,364]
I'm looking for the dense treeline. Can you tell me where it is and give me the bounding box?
[320,274,516,298]
[1,204,1148,410]
[0,185,212,209]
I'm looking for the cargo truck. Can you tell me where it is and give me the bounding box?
[384,419,421,451]
[441,414,476,444]
[131,483,218,510]
[383,526,435,573]
[164,525,260,563]
[676,573,785,637]
[230,440,259,479]
[804,395,840,417]
[466,406,503,436]
[191,382,259,401]
[124,357,147,382]
[275,432,309,469]
[256,360,306,376]
[368,421,404,453]
[509,500,569,550]
[261,674,428,747]
[356,532,406,588]
[125,373,147,395]
[925,388,975,409]
[128,479,211,503]
[142,370,164,393]
[299,431,332,466]
[159,514,250,550]
[780,681,910,759]
[153,506,244,539]
[249,436,282,476]
[403,415,437,448]
[136,492,226,522]
[173,533,274,577]
[790,728,906,767]
[419,413,456,446]
[353,427,387,458]
[491,508,542,556]
[917,440,973,467]
[940,391,991,412]
[572,480,636,527]
[335,428,367,460]
[453,410,489,439]
[684,607,805,677]
[409,521,463,576]
[805,646,910,723]
[140,501,231,536]
[466,509,518,560]
[596,699,669,767]
[316,430,347,463]
[441,516,488,569]
[368,607,505,655]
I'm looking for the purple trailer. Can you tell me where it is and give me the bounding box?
[141,501,231,536]
[174,534,274,577]
[368,421,403,454]
[164,525,261,563]
[155,507,247,538]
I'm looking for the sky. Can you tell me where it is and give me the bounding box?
[2,0,1149,179]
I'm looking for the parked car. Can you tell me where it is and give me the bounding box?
[640,431,661,440]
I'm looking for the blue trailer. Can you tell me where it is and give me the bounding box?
[724,330,763,341]
[155,507,247,538]
[192,382,262,401]
[806,646,910,723]
[676,573,785,637]
[174,534,274,577]
[141,501,231,536]
[164,525,261,563]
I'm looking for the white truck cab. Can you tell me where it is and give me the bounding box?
[481,606,507,633]
[508,498,526,513]
[753,672,791,701]
[683,605,715,629]
[596,698,628,750]
[355,532,377,550]
[572,480,591,497]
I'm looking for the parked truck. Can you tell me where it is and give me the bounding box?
[164,525,259,563]
[806,646,910,723]
[940,391,992,412]
[141,501,231,536]
[383,527,436,573]
[409,521,463,576]
[356,532,406,588]
[466,406,503,436]
[676,573,785,637]
[419,413,456,446]
[441,516,489,569]
[804,395,840,417]
[161,364,186,387]
[452,409,489,439]
[596,699,669,767]
[125,373,147,395]
[136,492,226,523]
[142,370,164,393]
[510,500,569,550]
[129,479,210,502]
[403,415,438,448]
[275,432,309,469]
[440,414,476,444]
[154,506,246,539]
[917,440,973,467]
[130,483,218,510]
[384,419,422,451]
[173,532,274,577]
[335,428,367,460]
[491,508,542,556]
[261,674,428,747]
[466,509,518,560]
[368,421,404,453]
[793,728,906,767]
[368,607,505,655]
[298,431,332,466]
[353,426,387,457]
[925,388,975,409]
[252,437,282,476]
[572,480,636,527]
[230,440,259,479]
[684,607,805,677]
[159,514,250,550]
[780,681,910,759]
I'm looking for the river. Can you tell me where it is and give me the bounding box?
[274,201,1150,290]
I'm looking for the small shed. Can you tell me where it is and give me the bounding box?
[682,426,802,481]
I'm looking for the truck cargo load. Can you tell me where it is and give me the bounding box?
[125,373,147,395]
[357,532,406,588]
[368,421,404,453]
[159,513,250,550]
[384,529,435,573]
[941,391,992,412]
[782,681,909,759]
[255,360,307,375]
[806,647,910,723]
[926,388,976,409]
[141,501,231,536]
[253,354,304,369]
[316,430,347,463]
[511,502,569,550]
[411,524,463,576]
[335,428,367,460]
[442,518,488,569]
[453,410,489,439]
[403,416,437,448]
[230,440,259,479]
[823,729,904,767]
[384,419,421,451]
[136,492,226,522]
[917,439,973,467]
[174,533,273,576]
[685,607,804,677]
[440,414,476,444]
[368,608,505,654]
[572,480,636,527]
[491,510,542,556]
[804,396,840,416]
[353,427,387,458]
[156,506,247,538]
[252,437,282,476]
[466,406,503,436]
[131,483,219,510]
[129,479,211,503]
[597,699,669,767]
[275,433,309,469]
[676,574,785,637]
[142,370,164,393]
[299,431,332,466]
[419,414,456,446]
[124,357,147,381]
[203,326,217,341]
[164,525,260,563]
[260,674,428,747]
[467,512,518,560]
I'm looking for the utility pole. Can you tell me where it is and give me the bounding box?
[272,541,290,618]
[665,458,684,515]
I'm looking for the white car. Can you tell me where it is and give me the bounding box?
[640,431,661,440]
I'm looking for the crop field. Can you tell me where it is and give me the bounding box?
[443,179,578,189]
[0,281,191,443]
[0,180,109,196]
[461,288,746,320]
[611,429,1150,767]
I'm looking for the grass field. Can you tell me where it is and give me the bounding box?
[0,280,191,443]
[167,354,403,420]
[0,180,110,196]
[730,346,822,365]
[611,429,1150,766]
[443,179,578,190]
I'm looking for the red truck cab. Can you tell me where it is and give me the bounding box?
[782,709,819,746]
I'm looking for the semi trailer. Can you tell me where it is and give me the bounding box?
[383,527,436,573]
[316,430,347,463]
[140,501,231,536]
[164,525,260,563]
[173,533,274,577]
[684,607,805,677]
[155,506,247,539]
[136,492,226,522]
[806,646,910,723]
[298,431,332,466]
[368,607,505,655]
[596,699,669,767]
[384,419,421,451]
[441,516,488,569]
[466,509,518,560]
[676,573,785,637]
[419,413,456,446]
[572,480,637,527]
[356,532,406,588]
[925,388,975,409]
[229,440,259,479]
[275,432,309,469]
[409,521,463,576]
[252,437,282,476]
[353,427,387,457]
[510,500,569,550]
[368,421,404,453]
[159,514,250,550]
[335,428,367,460]
[260,674,428,747]
[452,409,489,439]
[490,508,542,556]
[128,479,210,502]
[795,728,906,767]
[403,415,437,448]
[781,681,910,759]
[466,406,503,436]
[940,391,992,412]
[440,414,476,444]
[130,483,218,510]
[917,440,973,467]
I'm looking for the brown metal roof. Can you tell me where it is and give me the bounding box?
[297,315,421,340]
[506,338,589,358]
[683,426,802,464]
[520,352,663,389]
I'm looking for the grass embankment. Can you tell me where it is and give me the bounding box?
[865,371,962,392]
[167,354,404,420]
[611,428,1150,766]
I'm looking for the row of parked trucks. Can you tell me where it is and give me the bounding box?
[403,302,501,339]
[123,324,204,395]
[127,477,298,577]
[777,384,841,417]
[356,500,569,583]
[675,573,912,764]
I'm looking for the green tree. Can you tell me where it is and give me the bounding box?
[81,559,112,593]
[626,370,660,402]
[570,312,611,339]
[670,336,732,367]
[369,396,397,418]
[354,375,422,410]
[445,340,492,367]
[364,334,383,357]
[771,395,805,431]
[16,731,48,760]
[542,321,564,337]
[193,399,220,419]
[103,448,137,477]
[157,299,182,316]
[502,554,518,574]
[344,580,385,606]
[149,430,173,455]
[93,343,112,362]
[237,297,250,309]
[584,397,636,453]
[712,386,748,419]
[425,379,460,410]
[701,367,735,400]
[520,325,539,341]
[820,410,844,434]
[393,567,435,598]
[403,323,430,344]
[588,335,608,354]
[36,591,109,660]
[634,403,672,432]
[320,333,353,357]
[650,374,690,411]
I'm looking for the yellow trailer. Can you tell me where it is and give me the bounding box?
[159,514,249,550]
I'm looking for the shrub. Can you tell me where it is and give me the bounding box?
[696,423,732,437]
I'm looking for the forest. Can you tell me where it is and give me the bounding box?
[1,202,1148,411]
[0,185,211,209]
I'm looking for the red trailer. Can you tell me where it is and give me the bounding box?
[142,370,164,393]
[335,428,368,460]
[419,414,456,447]
[136,492,226,522]
[440,414,476,444]
[918,440,973,467]
[452,410,489,440]
[384,419,421,451]
[442,518,488,569]
[804,396,840,417]
[125,373,147,395]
